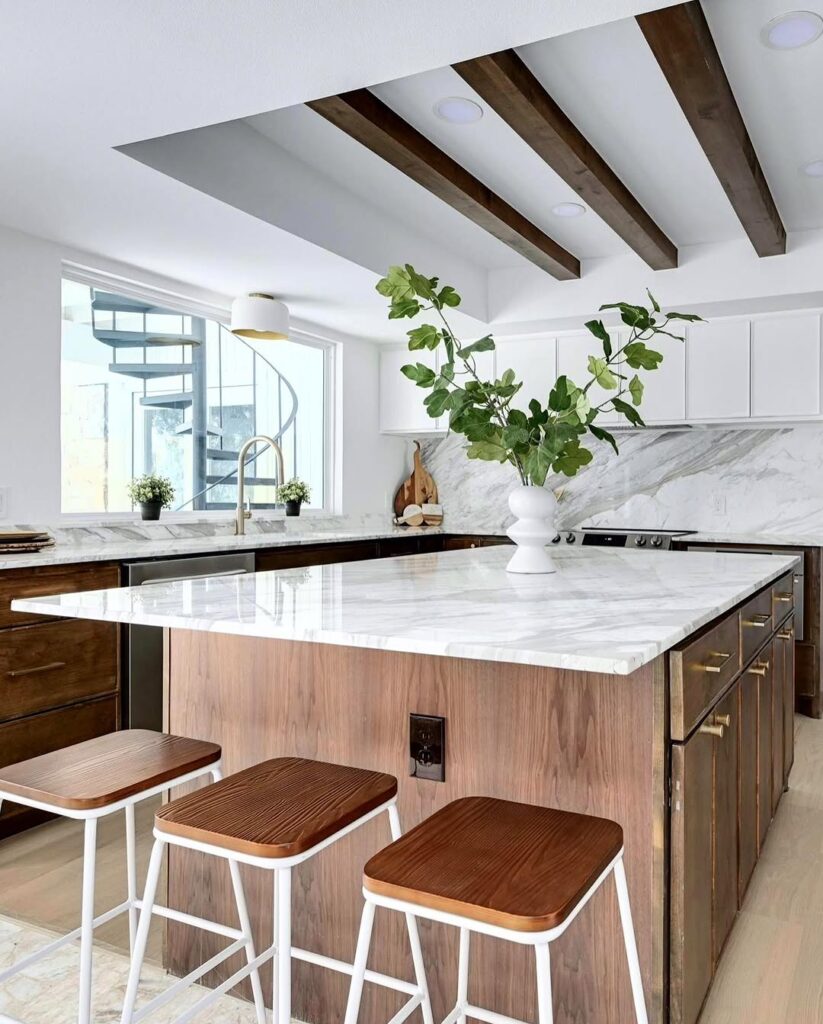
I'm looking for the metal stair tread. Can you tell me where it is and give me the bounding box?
[108,363,191,379]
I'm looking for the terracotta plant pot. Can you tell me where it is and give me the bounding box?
[139,501,163,521]
[285,499,302,517]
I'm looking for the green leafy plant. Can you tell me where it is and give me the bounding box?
[376,264,703,486]
[277,478,311,504]
[127,474,175,507]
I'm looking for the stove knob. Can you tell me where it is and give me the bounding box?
[635,536,647,547]
[566,532,576,544]
[551,534,561,544]
[651,535,662,548]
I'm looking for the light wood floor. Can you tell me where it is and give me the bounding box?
[1,716,823,1022]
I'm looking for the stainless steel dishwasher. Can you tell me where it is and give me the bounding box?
[123,552,255,729]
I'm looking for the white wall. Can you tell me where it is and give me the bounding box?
[0,222,405,523]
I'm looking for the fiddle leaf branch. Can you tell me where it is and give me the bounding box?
[376,264,703,487]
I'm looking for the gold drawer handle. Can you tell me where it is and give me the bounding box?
[774,593,793,602]
[713,713,731,728]
[777,630,794,640]
[744,613,771,628]
[699,722,725,738]
[6,661,66,679]
[746,661,770,677]
[703,651,734,674]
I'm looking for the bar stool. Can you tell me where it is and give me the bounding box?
[0,729,223,1024]
[120,756,433,1024]
[345,796,648,1024]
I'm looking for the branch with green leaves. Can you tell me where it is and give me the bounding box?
[376,264,703,487]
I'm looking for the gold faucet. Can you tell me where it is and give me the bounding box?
[235,434,285,536]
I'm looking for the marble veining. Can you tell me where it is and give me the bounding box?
[422,423,823,542]
[13,546,797,676]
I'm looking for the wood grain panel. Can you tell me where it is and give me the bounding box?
[165,631,667,1024]
[255,541,379,573]
[0,618,117,723]
[755,644,774,850]
[0,562,119,628]
[741,590,773,667]
[738,672,758,902]
[712,685,738,964]
[670,613,740,740]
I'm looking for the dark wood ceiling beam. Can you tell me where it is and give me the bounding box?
[307,88,580,280]
[453,49,678,271]
[637,1,786,258]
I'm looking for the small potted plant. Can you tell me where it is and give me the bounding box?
[277,478,311,517]
[127,474,175,521]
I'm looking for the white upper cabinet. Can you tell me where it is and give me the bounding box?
[556,329,619,425]
[751,314,821,418]
[639,333,687,424]
[494,336,557,413]
[686,319,751,421]
[379,346,442,433]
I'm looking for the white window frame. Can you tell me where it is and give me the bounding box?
[60,264,336,521]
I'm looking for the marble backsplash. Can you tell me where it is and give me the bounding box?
[421,423,823,536]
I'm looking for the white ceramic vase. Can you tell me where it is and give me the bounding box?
[506,485,558,574]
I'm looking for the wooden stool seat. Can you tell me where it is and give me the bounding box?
[363,796,624,933]
[155,756,398,859]
[0,729,221,811]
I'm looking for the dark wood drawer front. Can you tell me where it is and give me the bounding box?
[0,618,117,724]
[0,696,117,834]
[741,589,773,666]
[256,542,378,572]
[0,562,119,629]
[671,614,740,740]
[771,571,794,622]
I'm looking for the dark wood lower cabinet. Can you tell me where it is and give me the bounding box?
[780,617,796,780]
[738,672,759,900]
[712,685,738,963]
[755,643,774,850]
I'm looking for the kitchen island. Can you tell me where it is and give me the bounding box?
[13,545,799,1024]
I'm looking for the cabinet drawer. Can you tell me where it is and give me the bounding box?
[0,618,118,723]
[0,695,118,837]
[741,589,773,665]
[0,562,119,629]
[771,572,794,622]
[256,542,379,572]
[671,613,740,741]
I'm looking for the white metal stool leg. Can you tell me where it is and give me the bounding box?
[343,899,376,1024]
[613,857,648,1024]
[455,928,470,1024]
[77,818,98,1024]
[120,837,165,1024]
[125,803,138,954]
[534,944,554,1024]
[227,860,267,1024]
[274,868,292,1024]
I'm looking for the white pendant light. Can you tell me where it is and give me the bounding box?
[230,292,289,340]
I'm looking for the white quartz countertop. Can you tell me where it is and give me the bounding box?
[12,546,798,676]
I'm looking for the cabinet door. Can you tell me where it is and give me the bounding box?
[640,333,687,424]
[671,730,714,1024]
[771,637,785,816]
[686,319,750,420]
[379,347,441,433]
[751,314,821,418]
[712,685,739,963]
[779,618,796,784]
[739,671,759,901]
[750,644,774,850]
[556,330,618,425]
[495,336,557,413]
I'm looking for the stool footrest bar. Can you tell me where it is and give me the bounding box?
[135,901,245,942]
[386,994,424,1024]
[169,942,277,1024]
[291,946,419,996]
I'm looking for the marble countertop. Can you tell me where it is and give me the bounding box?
[685,530,823,548]
[0,525,440,571]
[12,546,798,676]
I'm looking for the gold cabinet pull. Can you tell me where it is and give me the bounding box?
[703,651,734,674]
[6,661,66,679]
[777,630,794,640]
[744,613,771,628]
[774,593,793,602]
[713,713,731,728]
[699,722,725,738]
[746,661,770,677]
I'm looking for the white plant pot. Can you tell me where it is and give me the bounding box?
[506,485,558,574]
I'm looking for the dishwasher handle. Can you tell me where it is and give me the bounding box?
[140,568,251,586]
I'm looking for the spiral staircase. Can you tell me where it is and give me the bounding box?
[90,290,298,511]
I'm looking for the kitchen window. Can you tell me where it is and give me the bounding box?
[60,275,330,515]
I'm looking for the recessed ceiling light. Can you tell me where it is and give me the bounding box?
[433,97,483,124]
[551,202,587,218]
[802,159,823,177]
[761,11,823,49]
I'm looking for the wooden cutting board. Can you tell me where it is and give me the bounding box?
[394,441,438,517]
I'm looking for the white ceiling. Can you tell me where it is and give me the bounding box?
[0,0,681,342]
